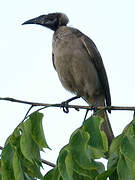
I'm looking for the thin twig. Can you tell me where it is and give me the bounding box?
[41,159,55,168]
[84,109,89,121]
[24,104,55,120]
[0,145,55,167]
[23,105,34,120]
[15,105,35,130]
[0,97,135,111]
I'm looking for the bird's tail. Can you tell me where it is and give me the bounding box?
[97,110,114,147]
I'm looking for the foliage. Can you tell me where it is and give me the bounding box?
[1,111,135,179]
[0,112,49,180]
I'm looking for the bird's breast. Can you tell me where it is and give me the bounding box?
[52,30,102,99]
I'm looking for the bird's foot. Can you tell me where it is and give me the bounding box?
[60,96,80,113]
[61,101,69,113]
[91,103,98,113]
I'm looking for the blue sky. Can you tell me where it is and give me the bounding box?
[1,0,135,173]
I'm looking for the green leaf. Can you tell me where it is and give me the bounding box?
[107,152,118,170]
[12,150,24,180]
[116,135,135,179]
[21,157,43,179]
[95,167,116,180]
[20,122,40,164]
[93,161,105,174]
[51,125,105,180]
[0,159,1,174]
[43,169,54,180]
[107,153,119,180]
[43,167,62,180]
[109,169,118,180]
[47,115,109,180]
[29,112,49,150]
[20,123,43,178]
[120,135,135,160]
[73,171,91,180]
[1,111,48,180]
[73,161,104,180]
[109,134,123,155]
[83,116,108,158]
[108,135,120,175]
[117,154,135,180]
[74,159,101,179]
[69,128,91,169]
[57,147,73,180]
[5,128,21,147]
[108,116,135,180]
[123,114,135,135]
[1,144,15,180]
[23,173,37,180]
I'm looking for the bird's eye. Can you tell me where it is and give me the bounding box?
[48,13,57,20]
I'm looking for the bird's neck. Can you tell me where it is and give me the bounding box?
[53,26,73,41]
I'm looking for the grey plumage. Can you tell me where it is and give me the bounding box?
[22,12,114,146]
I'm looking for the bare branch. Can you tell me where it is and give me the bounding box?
[41,159,55,168]
[0,97,135,111]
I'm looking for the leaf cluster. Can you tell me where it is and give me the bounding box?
[1,112,135,180]
[44,115,108,180]
[0,112,49,180]
[45,115,135,180]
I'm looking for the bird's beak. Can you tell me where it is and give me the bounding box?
[22,15,47,26]
[22,15,58,28]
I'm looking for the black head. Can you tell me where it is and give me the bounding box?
[22,13,69,31]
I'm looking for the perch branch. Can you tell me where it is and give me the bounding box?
[0,97,135,111]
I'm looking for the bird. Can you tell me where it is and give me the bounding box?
[22,12,114,147]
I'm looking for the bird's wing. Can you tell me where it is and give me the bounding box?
[52,53,56,69]
[79,33,111,109]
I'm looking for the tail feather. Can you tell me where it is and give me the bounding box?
[98,110,114,147]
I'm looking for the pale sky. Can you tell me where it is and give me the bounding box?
[1,0,135,173]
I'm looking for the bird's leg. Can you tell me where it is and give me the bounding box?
[91,103,98,114]
[84,103,98,120]
[61,96,81,113]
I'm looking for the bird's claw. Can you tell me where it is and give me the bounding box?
[60,101,69,113]
[91,104,98,112]
[60,96,80,113]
